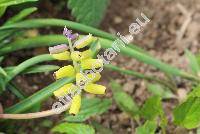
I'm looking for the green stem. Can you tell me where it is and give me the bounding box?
[181,72,200,83]
[67,38,79,72]
[105,64,175,91]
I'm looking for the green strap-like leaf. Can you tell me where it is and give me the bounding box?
[5,77,74,114]
[0,35,185,78]
[7,82,26,100]
[0,6,6,17]
[5,65,59,75]
[0,18,145,53]
[0,0,38,7]
[99,38,183,77]
[4,7,37,25]
[0,35,67,56]
[5,54,55,82]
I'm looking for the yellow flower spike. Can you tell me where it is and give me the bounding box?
[71,51,82,61]
[76,72,101,84]
[87,72,101,82]
[53,83,76,97]
[74,34,93,49]
[69,94,81,115]
[81,59,103,70]
[84,83,106,94]
[51,51,70,60]
[54,65,75,79]
[81,49,92,60]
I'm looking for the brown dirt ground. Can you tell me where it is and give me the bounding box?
[1,0,200,133]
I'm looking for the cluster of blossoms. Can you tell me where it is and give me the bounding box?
[49,27,106,115]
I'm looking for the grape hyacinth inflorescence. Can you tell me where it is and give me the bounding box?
[49,27,106,115]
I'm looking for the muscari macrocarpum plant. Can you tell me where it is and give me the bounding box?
[0,5,200,133]
[0,27,107,118]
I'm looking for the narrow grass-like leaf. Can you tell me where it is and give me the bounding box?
[7,82,42,113]
[5,7,37,25]
[99,38,183,76]
[0,29,17,43]
[105,64,152,79]
[105,64,175,90]
[5,65,59,74]
[0,35,183,77]
[0,34,198,81]
[0,0,38,7]
[0,18,145,53]
[0,67,7,77]
[52,123,95,134]
[0,57,4,63]
[7,83,26,100]
[0,35,67,55]
[5,77,74,114]
[65,98,112,122]
[0,77,6,94]
[21,65,59,74]
[5,54,54,82]
[0,6,6,17]
[0,18,113,40]
[0,67,7,93]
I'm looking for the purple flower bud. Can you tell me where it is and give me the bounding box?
[69,33,79,40]
[63,26,72,37]
[63,26,78,40]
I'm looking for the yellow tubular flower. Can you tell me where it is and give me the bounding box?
[84,83,106,94]
[76,72,101,84]
[53,83,76,97]
[69,94,81,115]
[54,65,75,79]
[51,51,70,60]
[74,34,93,49]
[81,49,92,60]
[81,59,103,70]
[71,51,82,61]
